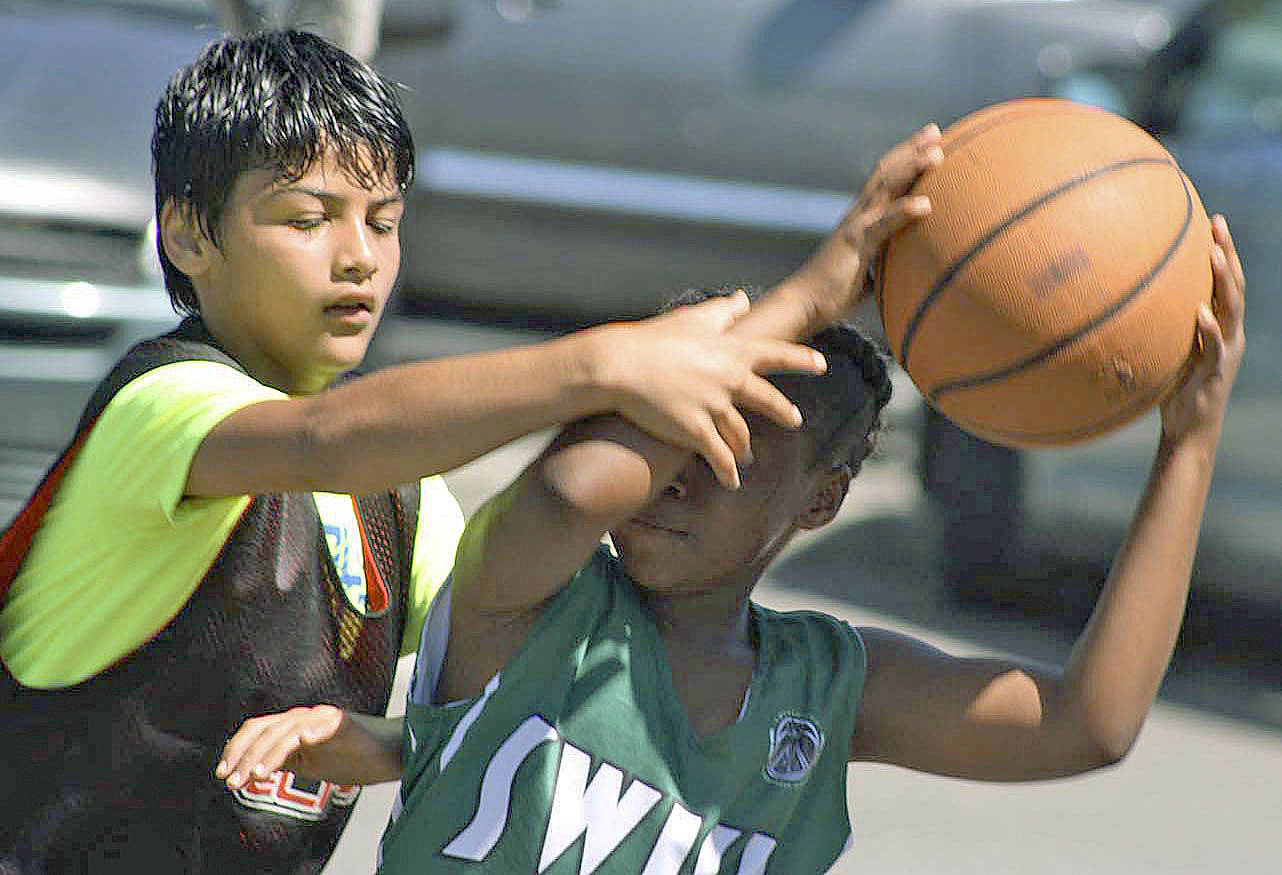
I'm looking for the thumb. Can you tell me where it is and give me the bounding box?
[302,705,346,745]
[1192,302,1226,380]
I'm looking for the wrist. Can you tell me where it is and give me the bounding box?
[568,324,629,414]
[786,235,865,326]
[1156,428,1220,474]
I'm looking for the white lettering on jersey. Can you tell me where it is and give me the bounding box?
[737,833,778,875]
[445,718,778,872]
[443,715,560,861]
[540,742,663,874]
[640,801,704,875]
[693,825,743,875]
[440,672,502,769]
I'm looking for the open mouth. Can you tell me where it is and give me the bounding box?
[325,302,370,316]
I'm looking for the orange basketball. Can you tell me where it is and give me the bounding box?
[879,99,1212,448]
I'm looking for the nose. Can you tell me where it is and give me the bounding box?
[335,219,378,283]
[662,473,688,501]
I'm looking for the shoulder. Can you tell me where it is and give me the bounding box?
[89,319,284,438]
[752,605,868,714]
[80,318,246,425]
[577,543,631,587]
[501,545,638,671]
[62,323,282,512]
[755,605,866,672]
[537,544,634,626]
[85,360,284,467]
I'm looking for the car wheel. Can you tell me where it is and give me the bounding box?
[919,406,1025,605]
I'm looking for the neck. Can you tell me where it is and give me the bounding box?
[639,525,797,654]
[198,312,334,395]
[643,585,754,655]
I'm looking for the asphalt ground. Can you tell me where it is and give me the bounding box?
[318,316,1282,873]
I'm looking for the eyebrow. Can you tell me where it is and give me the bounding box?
[272,186,403,208]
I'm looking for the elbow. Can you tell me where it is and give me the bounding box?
[1050,688,1145,772]
[1091,727,1140,768]
[541,441,654,523]
[1078,715,1144,770]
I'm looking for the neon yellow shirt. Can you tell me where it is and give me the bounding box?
[0,360,462,689]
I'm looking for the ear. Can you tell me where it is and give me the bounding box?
[159,199,211,278]
[796,464,851,530]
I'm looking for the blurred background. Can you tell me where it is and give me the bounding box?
[0,1,1278,871]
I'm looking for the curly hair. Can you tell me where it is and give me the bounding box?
[152,29,415,316]
[663,285,893,474]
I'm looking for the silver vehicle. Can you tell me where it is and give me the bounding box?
[2,0,1276,614]
[928,0,1282,613]
[0,1,201,514]
[380,0,1214,322]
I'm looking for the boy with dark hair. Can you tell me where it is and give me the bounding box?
[217,135,1245,871]
[0,30,828,874]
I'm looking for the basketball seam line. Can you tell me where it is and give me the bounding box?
[937,102,1103,167]
[897,155,1175,371]
[905,102,1106,198]
[941,358,1182,444]
[926,168,1195,405]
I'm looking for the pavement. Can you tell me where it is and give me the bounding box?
[318,318,1282,873]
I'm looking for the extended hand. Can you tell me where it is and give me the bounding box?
[593,291,827,489]
[215,704,346,790]
[1160,214,1246,448]
[794,123,943,323]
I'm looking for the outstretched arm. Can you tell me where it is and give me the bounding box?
[216,706,403,789]
[192,124,941,502]
[185,294,825,499]
[737,124,941,341]
[850,216,1246,780]
[435,126,943,703]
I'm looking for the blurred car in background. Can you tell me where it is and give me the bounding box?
[0,1,197,513]
[380,0,1216,322]
[2,0,1277,616]
[933,0,1282,611]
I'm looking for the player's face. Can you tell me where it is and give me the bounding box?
[612,419,829,594]
[197,148,403,394]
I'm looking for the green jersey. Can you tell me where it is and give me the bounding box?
[381,547,867,874]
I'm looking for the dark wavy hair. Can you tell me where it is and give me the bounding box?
[152,29,415,315]
[664,285,893,474]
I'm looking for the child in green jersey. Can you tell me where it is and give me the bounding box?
[219,125,1246,873]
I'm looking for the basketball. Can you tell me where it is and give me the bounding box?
[878,98,1212,448]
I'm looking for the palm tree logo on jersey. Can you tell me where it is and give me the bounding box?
[765,715,824,783]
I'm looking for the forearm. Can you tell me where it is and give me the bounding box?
[753,242,865,338]
[741,122,941,340]
[530,281,825,530]
[732,239,866,344]
[1059,433,1219,759]
[312,336,606,487]
[460,420,687,613]
[501,282,821,568]
[295,713,404,785]
[441,423,687,696]
[194,329,615,497]
[454,228,865,612]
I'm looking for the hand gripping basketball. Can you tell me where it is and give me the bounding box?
[880,99,1213,448]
